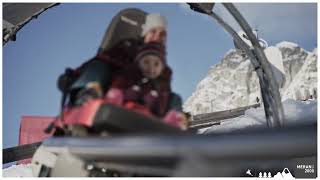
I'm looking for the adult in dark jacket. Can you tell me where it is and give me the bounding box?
[57,13,186,128]
[58,13,168,105]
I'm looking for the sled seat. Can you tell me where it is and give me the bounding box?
[91,104,185,134]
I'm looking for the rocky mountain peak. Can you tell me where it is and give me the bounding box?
[183,41,317,116]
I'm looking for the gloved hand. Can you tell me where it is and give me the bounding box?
[105,88,124,106]
[57,68,77,93]
[74,82,103,106]
[163,110,188,130]
[143,90,159,114]
[124,85,141,102]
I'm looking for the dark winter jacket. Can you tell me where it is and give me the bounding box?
[110,63,172,117]
[77,39,143,76]
[57,40,183,119]
[57,39,142,94]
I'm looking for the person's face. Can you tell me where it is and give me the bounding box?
[139,55,164,79]
[144,27,167,45]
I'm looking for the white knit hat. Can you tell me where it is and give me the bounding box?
[141,13,167,36]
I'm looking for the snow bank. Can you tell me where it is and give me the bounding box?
[2,164,34,177]
[264,46,285,87]
[201,99,317,134]
[312,48,318,55]
[276,41,299,49]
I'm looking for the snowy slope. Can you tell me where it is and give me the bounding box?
[184,41,317,115]
[281,47,317,100]
[200,99,317,134]
[264,46,285,87]
[184,49,259,114]
[2,164,33,177]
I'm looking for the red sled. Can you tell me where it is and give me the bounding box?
[18,116,55,164]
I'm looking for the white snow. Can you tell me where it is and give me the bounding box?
[281,50,317,101]
[237,30,255,48]
[276,41,299,49]
[236,30,268,49]
[201,99,317,134]
[264,46,285,87]
[264,46,285,74]
[312,48,318,55]
[184,41,317,115]
[238,31,252,48]
[2,164,34,177]
[224,49,237,58]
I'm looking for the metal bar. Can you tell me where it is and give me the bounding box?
[192,104,260,122]
[192,111,243,125]
[3,142,42,164]
[223,3,285,128]
[42,125,316,161]
[3,3,60,45]
[190,2,283,129]
[189,104,260,129]
[207,11,261,69]
[189,122,220,129]
[205,10,275,129]
[94,161,174,176]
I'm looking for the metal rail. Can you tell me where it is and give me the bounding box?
[3,3,60,45]
[3,142,42,164]
[188,3,284,128]
[223,3,285,128]
[42,125,316,161]
[190,104,260,129]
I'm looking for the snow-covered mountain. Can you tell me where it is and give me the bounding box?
[183,41,317,115]
[200,99,317,134]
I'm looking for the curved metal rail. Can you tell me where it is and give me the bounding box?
[188,3,285,128]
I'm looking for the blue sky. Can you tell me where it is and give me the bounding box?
[3,3,317,148]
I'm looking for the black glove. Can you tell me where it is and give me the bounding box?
[57,68,77,93]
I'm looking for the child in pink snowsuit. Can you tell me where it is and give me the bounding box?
[105,43,188,130]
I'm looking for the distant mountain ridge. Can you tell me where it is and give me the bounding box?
[183,41,317,115]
